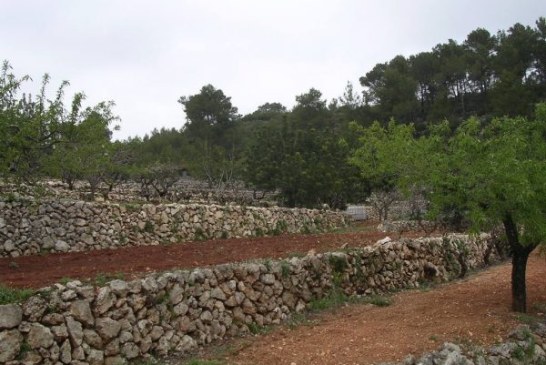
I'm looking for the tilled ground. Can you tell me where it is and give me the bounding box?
[0,223,406,288]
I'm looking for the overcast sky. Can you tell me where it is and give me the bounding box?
[1,1,544,140]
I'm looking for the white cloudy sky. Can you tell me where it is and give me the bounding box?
[1,1,544,140]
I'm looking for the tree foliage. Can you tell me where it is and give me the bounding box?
[351,105,546,312]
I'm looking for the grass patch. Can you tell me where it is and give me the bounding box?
[248,322,271,335]
[183,359,224,365]
[308,289,347,311]
[516,313,543,327]
[361,294,393,307]
[93,272,125,287]
[0,284,35,305]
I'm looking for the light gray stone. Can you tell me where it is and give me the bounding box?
[60,340,72,364]
[66,316,84,346]
[55,239,70,252]
[96,317,121,341]
[0,304,23,329]
[109,280,129,297]
[27,323,54,349]
[83,329,103,348]
[70,300,94,327]
[22,295,47,321]
[87,349,104,365]
[211,287,226,300]
[0,329,23,362]
[121,342,139,359]
[95,287,115,314]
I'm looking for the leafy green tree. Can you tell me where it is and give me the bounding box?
[350,121,425,220]
[360,55,419,124]
[244,91,366,209]
[178,84,239,146]
[352,106,546,312]
[0,61,119,191]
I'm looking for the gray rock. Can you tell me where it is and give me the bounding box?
[42,312,65,325]
[0,329,23,362]
[104,338,120,356]
[0,304,23,329]
[55,239,70,252]
[109,280,129,297]
[27,323,54,349]
[83,329,104,348]
[66,316,84,346]
[51,324,69,341]
[70,300,95,327]
[22,295,47,321]
[60,340,72,364]
[72,345,86,360]
[169,284,185,305]
[87,349,104,365]
[121,342,140,359]
[211,287,226,300]
[261,273,276,285]
[96,317,121,341]
[141,277,158,293]
[95,287,115,314]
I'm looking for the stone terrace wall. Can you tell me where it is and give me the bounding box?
[0,234,498,364]
[0,199,347,258]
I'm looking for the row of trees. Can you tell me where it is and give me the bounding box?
[1,19,545,207]
[361,18,546,128]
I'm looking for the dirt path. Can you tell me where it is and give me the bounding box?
[0,223,413,288]
[205,255,546,365]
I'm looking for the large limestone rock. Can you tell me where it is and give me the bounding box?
[96,317,122,341]
[66,316,84,347]
[0,304,23,329]
[0,329,23,362]
[70,300,94,326]
[27,323,54,349]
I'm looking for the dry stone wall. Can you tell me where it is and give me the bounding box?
[0,199,347,258]
[0,234,498,364]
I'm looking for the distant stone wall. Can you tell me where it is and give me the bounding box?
[0,199,347,258]
[0,234,499,364]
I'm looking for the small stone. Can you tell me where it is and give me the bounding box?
[83,329,103,348]
[121,342,140,359]
[87,349,104,365]
[109,280,129,297]
[55,240,70,252]
[95,287,115,314]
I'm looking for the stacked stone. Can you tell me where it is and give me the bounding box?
[0,234,498,364]
[0,200,347,258]
[380,325,546,365]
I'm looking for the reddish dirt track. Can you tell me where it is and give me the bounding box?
[0,223,410,289]
[197,255,546,365]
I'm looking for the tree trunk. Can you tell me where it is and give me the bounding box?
[511,251,530,312]
[503,213,537,313]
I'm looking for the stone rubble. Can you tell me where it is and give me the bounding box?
[379,324,546,365]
